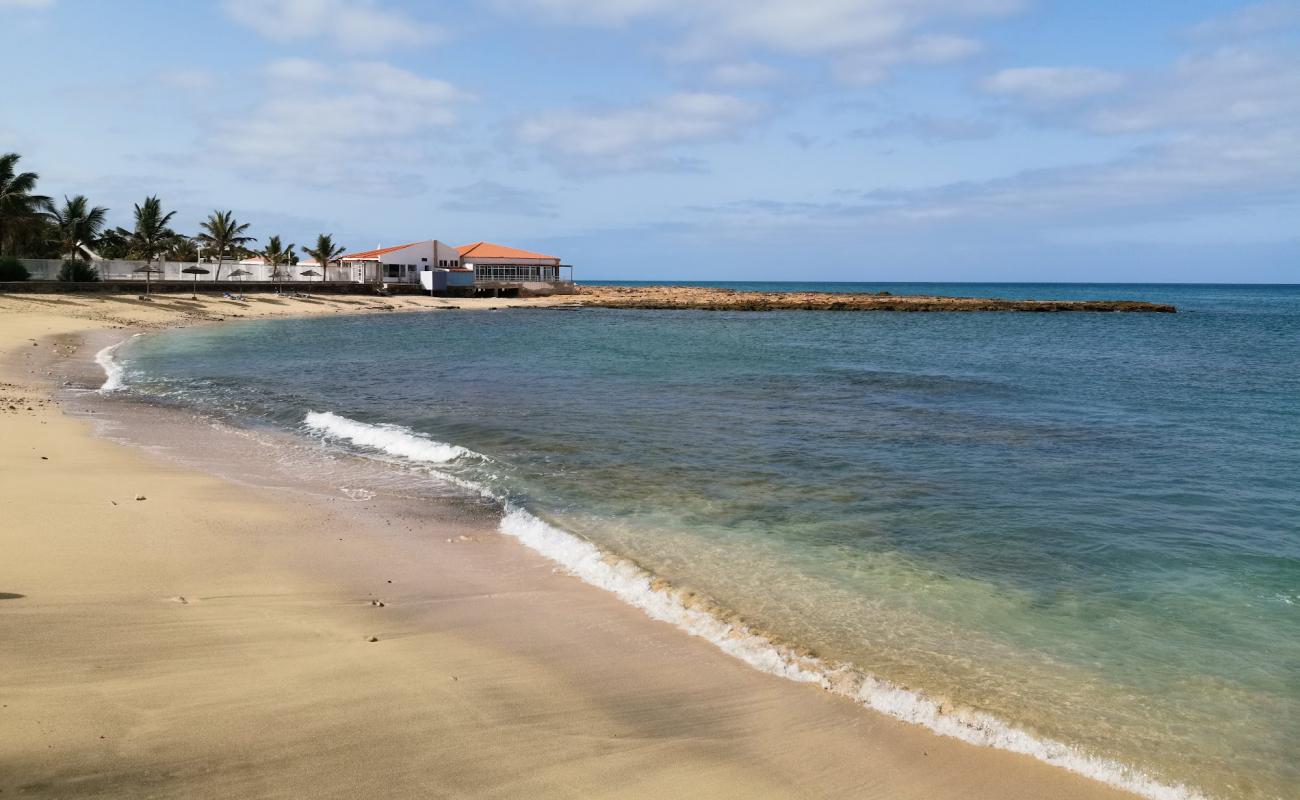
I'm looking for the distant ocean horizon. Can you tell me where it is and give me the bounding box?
[107,282,1299,800]
[580,279,1300,293]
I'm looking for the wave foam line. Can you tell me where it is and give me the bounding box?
[95,337,137,393]
[304,411,481,464]
[497,508,1207,800]
[299,411,1205,800]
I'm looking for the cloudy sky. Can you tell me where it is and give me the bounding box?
[1,0,1297,281]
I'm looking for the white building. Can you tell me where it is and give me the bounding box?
[338,240,462,284]
[456,241,565,284]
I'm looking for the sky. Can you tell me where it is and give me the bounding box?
[1,0,1297,282]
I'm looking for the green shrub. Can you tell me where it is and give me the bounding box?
[0,257,30,281]
[57,259,100,282]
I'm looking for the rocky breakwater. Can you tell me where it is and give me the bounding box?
[575,285,1177,312]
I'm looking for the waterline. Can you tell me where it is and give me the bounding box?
[94,337,135,393]
[311,409,1203,800]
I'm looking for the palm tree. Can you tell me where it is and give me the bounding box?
[302,234,345,283]
[261,235,295,284]
[166,234,198,263]
[196,210,254,281]
[96,226,133,259]
[0,153,51,256]
[45,195,108,260]
[127,196,178,278]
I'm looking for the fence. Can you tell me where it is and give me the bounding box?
[17,259,348,283]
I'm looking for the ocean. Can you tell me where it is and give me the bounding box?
[103,283,1299,800]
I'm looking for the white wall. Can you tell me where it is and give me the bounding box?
[16,259,329,282]
[352,240,461,282]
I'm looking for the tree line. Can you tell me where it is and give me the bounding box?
[0,153,346,281]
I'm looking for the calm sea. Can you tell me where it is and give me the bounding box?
[111,283,1299,800]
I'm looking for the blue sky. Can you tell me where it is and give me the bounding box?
[1,0,1297,282]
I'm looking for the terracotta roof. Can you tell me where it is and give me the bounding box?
[457,241,558,261]
[340,241,423,261]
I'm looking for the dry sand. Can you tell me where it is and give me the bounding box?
[0,293,1137,799]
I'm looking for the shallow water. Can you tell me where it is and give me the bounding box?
[114,284,1300,799]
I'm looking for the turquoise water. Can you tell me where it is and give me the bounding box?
[115,284,1299,799]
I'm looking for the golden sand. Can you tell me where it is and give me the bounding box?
[0,293,1136,799]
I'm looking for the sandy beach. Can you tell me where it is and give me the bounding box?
[0,293,1138,800]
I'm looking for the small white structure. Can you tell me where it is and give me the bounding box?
[339,240,462,284]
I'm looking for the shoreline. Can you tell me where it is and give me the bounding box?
[2,293,1160,799]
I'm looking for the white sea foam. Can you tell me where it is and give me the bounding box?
[95,337,135,393]
[304,411,480,464]
[305,410,1206,800]
[497,509,1206,800]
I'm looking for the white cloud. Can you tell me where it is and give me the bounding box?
[223,0,439,51]
[698,127,1300,230]
[1089,46,1300,133]
[834,33,983,84]
[1186,1,1300,40]
[265,57,333,83]
[851,113,998,143]
[497,0,1018,82]
[516,92,764,172]
[159,69,216,92]
[877,131,1300,223]
[211,59,472,192]
[707,61,781,87]
[441,180,558,216]
[981,67,1126,102]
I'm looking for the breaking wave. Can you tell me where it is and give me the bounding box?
[305,411,1205,800]
[304,411,482,464]
[95,337,136,393]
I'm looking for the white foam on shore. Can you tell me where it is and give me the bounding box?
[304,411,1207,800]
[497,509,1206,800]
[304,411,480,464]
[95,338,135,393]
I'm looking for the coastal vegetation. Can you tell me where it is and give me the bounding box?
[0,256,30,281]
[197,210,255,281]
[0,151,339,275]
[0,153,49,257]
[57,259,99,282]
[46,195,108,262]
[260,235,298,282]
[125,196,178,276]
[302,234,346,281]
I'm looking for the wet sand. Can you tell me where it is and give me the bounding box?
[0,293,1138,799]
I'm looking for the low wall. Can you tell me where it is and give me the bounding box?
[0,281,428,295]
[0,280,578,297]
[15,258,347,283]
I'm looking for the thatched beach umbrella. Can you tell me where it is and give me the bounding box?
[300,268,321,283]
[228,268,252,285]
[181,265,210,298]
[133,264,163,297]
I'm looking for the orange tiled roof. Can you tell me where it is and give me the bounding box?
[457,241,558,261]
[340,241,423,261]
